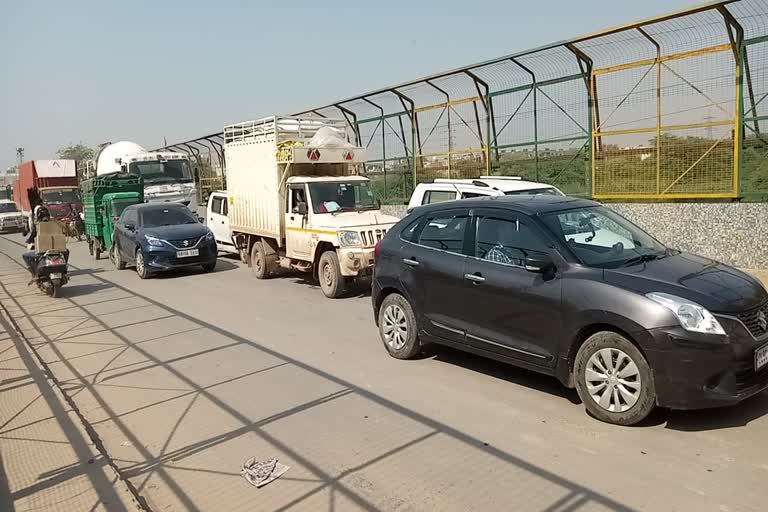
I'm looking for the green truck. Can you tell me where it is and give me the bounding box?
[81,173,144,259]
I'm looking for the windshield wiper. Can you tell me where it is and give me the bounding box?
[622,251,667,267]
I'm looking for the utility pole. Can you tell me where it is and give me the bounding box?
[15,147,24,164]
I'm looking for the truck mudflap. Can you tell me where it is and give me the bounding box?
[337,246,376,277]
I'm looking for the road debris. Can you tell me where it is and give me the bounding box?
[241,457,290,488]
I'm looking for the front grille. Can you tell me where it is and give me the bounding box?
[737,302,768,338]
[359,228,387,247]
[167,236,202,249]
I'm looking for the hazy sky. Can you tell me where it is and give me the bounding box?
[1,0,700,170]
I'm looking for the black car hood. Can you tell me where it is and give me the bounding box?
[603,252,767,314]
[141,223,208,241]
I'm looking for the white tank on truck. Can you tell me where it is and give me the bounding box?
[224,116,399,298]
[95,141,197,209]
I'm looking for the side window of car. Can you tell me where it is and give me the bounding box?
[422,190,457,205]
[475,216,550,267]
[211,196,223,215]
[417,214,469,255]
[399,217,423,242]
[461,192,490,199]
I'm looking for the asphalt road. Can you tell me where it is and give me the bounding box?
[1,232,767,512]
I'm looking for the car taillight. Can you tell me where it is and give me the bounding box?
[373,240,381,260]
[47,258,64,265]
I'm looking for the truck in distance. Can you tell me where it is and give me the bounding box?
[93,141,197,209]
[224,116,399,298]
[13,160,81,220]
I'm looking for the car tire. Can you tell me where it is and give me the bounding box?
[378,293,421,359]
[202,261,216,273]
[135,248,151,279]
[111,242,126,270]
[574,331,656,426]
[318,251,345,298]
[250,240,270,279]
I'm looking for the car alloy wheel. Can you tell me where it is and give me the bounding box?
[585,348,642,413]
[382,303,408,350]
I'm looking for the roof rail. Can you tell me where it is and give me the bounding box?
[478,176,522,180]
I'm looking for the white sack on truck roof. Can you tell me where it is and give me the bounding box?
[307,126,354,148]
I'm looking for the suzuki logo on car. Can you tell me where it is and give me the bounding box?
[307,149,321,161]
[183,240,189,247]
[758,309,768,332]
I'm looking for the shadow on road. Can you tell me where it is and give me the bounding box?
[0,245,643,511]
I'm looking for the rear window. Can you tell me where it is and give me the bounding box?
[505,187,561,196]
[422,190,457,205]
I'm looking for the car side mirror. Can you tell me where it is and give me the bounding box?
[124,223,135,232]
[297,202,308,216]
[525,254,554,273]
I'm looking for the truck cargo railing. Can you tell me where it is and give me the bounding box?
[224,116,349,145]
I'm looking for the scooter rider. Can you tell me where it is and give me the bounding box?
[22,205,50,274]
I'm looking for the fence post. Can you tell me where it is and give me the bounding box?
[511,58,538,180]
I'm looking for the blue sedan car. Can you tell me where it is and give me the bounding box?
[111,203,217,278]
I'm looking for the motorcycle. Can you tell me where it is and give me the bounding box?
[62,214,84,241]
[31,250,69,297]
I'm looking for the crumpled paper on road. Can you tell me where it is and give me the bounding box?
[241,457,290,488]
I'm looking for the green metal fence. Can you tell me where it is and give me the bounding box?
[161,0,768,203]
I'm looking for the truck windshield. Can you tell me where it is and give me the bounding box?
[128,159,193,185]
[0,203,18,213]
[308,181,377,214]
[41,189,79,204]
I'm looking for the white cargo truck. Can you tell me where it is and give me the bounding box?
[225,116,399,298]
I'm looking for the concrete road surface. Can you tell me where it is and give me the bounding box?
[1,233,767,512]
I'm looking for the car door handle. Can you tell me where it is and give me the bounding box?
[403,258,420,267]
[464,273,485,283]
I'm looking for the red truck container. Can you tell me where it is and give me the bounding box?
[13,160,81,219]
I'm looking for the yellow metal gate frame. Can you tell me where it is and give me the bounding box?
[591,43,742,200]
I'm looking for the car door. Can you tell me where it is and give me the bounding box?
[286,184,312,260]
[208,193,234,251]
[463,208,562,366]
[118,208,139,263]
[398,207,471,344]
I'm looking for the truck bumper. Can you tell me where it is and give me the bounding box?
[337,247,376,277]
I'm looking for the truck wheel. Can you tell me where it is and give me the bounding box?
[574,332,656,426]
[318,251,345,298]
[250,240,270,279]
[111,242,126,270]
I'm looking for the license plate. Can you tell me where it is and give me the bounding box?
[756,343,768,371]
[176,249,199,258]
[50,273,62,279]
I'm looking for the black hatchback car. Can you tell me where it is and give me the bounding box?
[372,196,768,425]
[111,203,217,278]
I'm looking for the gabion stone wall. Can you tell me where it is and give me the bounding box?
[380,203,768,269]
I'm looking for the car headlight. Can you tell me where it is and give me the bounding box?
[646,292,725,335]
[205,231,214,241]
[144,235,164,247]
[337,230,362,247]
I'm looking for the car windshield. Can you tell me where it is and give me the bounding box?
[41,189,79,204]
[542,206,667,268]
[128,159,193,185]
[110,198,139,218]
[308,181,377,214]
[505,187,561,196]
[0,203,18,213]
[141,207,197,227]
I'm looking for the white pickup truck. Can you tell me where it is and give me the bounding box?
[216,116,399,298]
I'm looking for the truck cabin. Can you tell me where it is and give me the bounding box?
[39,187,82,217]
[122,154,194,186]
[288,176,378,215]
